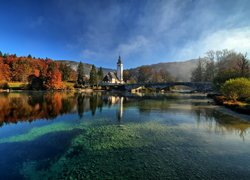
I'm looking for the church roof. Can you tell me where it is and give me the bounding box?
[103,72,119,81]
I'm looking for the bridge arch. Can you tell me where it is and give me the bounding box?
[100,82,213,92]
[123,82,213,92]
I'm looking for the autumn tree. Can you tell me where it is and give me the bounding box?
[138,66,152,83]
[159,69,172,82]
[214,51,249,88]
[203,51,216,81]
[44,62,62,89]
[191,50,250,90]
[0,52,70,89]
[11,59,33,82]
[123,70,137,83]
[237,53,249,77]
[0,58,10,81]
[123,70,131,82]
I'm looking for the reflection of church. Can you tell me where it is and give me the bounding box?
[108,96,124,121]
[103,56,124,84]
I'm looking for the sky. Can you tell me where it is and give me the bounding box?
[0,0,250,68]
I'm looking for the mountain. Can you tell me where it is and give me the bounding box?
[57,60,115,75]
[127,59,198,82]
[58,59,198,81]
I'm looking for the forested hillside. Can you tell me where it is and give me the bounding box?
[124,59,198,83]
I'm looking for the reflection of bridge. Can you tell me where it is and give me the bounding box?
[100,82,213,92]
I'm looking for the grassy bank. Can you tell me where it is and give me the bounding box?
[211,95,250,115]
[0,81,76,91]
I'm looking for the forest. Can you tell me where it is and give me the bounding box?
[191,49,250,107]
[0,52,78,90]
[1,49,250,93]
[0,51,174,90]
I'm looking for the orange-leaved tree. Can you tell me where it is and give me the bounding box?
[44,62,62,89]
[0,57,11,81]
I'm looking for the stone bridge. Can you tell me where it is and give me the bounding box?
[100,82,213,92]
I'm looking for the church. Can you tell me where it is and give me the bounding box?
[103,56,124,84]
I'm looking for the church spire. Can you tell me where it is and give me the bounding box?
[117,55,123,83]
[117,55,122,64]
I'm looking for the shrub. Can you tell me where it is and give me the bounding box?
[0,81,10,89]
[245,97,250,104]
[221,78,250,101]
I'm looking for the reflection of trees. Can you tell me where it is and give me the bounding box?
[76,94,125,121]
[90,95,97,116]
[77,93,104,118]
[44,93,62,118]
[77,94,84,118]
[97,95,103,113]
[193,108,250,139]
[137,100,171,114]
[122,95,180,114]
[0,92,76,125]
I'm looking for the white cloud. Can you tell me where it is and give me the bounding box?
[177,26,250,59]
[116,36,150,57]
[64,0,250,67]
[80,49,98,59]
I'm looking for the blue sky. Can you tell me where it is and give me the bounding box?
[0,0,250,68]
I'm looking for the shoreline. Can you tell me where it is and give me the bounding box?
[213,105,250,121]
[1,90,249,120]
[209,94,250,117]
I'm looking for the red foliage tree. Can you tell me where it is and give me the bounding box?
[0,52,75,89]
[0,57,11,81]
[44,62,62,89]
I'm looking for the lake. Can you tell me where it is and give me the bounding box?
[0,92,250,179]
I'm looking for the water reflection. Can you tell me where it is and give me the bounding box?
[0,92,76,125]
[76,94,124,120]
[0,92,125,125]
[0,92,250,139]
[117,97,124,121]
[194,108,250,140]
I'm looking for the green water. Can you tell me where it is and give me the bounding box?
[0,92,250,179]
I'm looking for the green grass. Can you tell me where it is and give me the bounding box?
[62,81,75,90]
[5,81,75,90]
[8,82,28,89]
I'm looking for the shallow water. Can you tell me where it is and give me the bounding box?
[0,92,250,179]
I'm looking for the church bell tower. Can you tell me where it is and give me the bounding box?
[117,56,123,83]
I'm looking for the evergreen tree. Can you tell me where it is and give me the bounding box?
[191,58,204,82]
[89,65,97,85]
[0,51,2,57]
[59,63,71,81]
[97,67,104,82]
[77,62,84,85]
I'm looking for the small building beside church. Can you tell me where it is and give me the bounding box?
[103,56,124,84]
